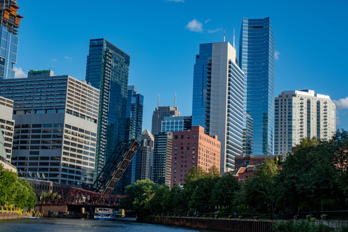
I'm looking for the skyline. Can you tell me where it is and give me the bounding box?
[13,0,348,132]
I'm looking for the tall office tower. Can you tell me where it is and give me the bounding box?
[170,126,220,187]
[140,129,154,180]
[161,116,192,133]
[151,105,179,136]
[239,17,275,156]
[86,39,130,178]
[274,90,336,155]
[0,70,99,185]
[0,96,14,161]
[192,42,244,173]
[242,113,253,156]
[153,132,172,186]
[121,85,144,190]
[0,0,22,79]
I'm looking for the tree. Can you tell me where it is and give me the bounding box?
[211,173,239,209]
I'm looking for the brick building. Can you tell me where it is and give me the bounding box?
[170,126,220,187]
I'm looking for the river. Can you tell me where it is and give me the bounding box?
[0,218,215,232]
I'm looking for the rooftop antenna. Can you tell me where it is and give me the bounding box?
[157,94,160,108]
[223,29,226,42]
[174,93,177,108]
[233,28,235,48]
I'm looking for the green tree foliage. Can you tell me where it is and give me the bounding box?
[0,165,37,209]
[211,173,239,209]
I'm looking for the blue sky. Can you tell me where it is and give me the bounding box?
[15,0,348,131]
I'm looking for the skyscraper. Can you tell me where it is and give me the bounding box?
[275,90,336,155]
[0,70,99,185]
[161,116,192,133]
[122,85,144,189]
[0,0,22,79]
[86,39,130,177]
[239,17,275,156]
[151,105,179,136]
[192,42,244,173]
[0,96,14,162]
[140,129,154,180]
[153,132,172,186]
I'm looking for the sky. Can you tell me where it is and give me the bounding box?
[14,0,348,131]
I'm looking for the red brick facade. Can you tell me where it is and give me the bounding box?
[170,126,220,187]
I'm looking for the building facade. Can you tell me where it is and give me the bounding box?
[161,116,192,133]
[0,0,22,79]
[152,132,172,186]
[0,70,99,185]
[239,17,275,156]
[192,42,244,173]
[86,38,130,178]
[121,85,144,190]
[140,129,154,180]
[170,126,220,187]
[0,96,14,161]
[151,106,179,136]
[274,90,336,155]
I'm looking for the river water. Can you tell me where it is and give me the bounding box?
[0,218,214,232]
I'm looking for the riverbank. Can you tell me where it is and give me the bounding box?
[0,212,32,220]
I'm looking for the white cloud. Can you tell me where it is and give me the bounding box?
[275,51,280,60]
[208,28,222,33]
[186,19,203,32]
[205,19,211,23]
[14,67,27,78]
[65,56,72,60]
[334,97,348,110]
[166,0,184,2]
[51,58,57,62]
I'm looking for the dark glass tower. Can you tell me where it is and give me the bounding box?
[121,85,144,191]
[0,0,22,79]
[239,17,275,155]
[191,44,213,128]
[86,39,130,178]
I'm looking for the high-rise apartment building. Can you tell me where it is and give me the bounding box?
[239,17,275,156]
[121,85,144,190]
[86,38,130,178]
[170,126,220,187]
[274,90,336,155]
[140,129,154,180]
[153,132,172,186]
[0,70,99,185]
[0,0,22,79]
[152,106,179,136]
[161,116,192,133]
[0,96,14,161]
[192,42,244,173]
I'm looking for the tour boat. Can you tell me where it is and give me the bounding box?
[94,208,116,220]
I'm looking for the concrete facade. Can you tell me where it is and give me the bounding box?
[275,90,336,155]
[0,96,14,161]
[0,70,99,185]
[140,129,154,180]
[171,126,220,187]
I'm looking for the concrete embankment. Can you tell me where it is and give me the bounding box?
[151,216,273,232]
[0,212,32,220]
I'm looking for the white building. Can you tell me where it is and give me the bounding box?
[0,70,99,185]
[0,96,14,162]
[275,90,336,155]
[205,42,244,173]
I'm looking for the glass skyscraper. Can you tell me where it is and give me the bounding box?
[0,0,22,79]
[192,42,244,173]
[121,85,144,192]
[192,44,213,128]
[239,17,275,155]
[86,39,130,178]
